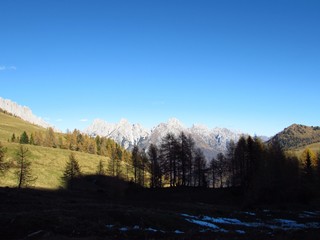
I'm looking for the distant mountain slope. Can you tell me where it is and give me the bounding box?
[84,118,243,160]
[268,124,320,150]
[0,97,54,130]
[0,111,47,141]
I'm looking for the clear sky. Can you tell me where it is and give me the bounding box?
[0,0,319,136]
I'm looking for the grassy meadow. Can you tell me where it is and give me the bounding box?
[0,112,111,189]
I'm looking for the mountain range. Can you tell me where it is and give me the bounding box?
[2,96,319,160]
[84,118,243,160]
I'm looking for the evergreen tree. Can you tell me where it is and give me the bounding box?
[115,146,123,178]
[234,136,247,187]
[15,145,36,188]
[178,132,189,186]
[193,148,207,187]
[29,133,35,145]
[20,131,29,144]
[226,140,236,186]
[0,142,9,175]
[148,144,162,188]
[160,133,178,187]
[209,157,217,188]
[61,153,81,188]
[186,135,195,186]
[131,145,140,183]
[11,133,16,143]
[96,160,106,176]
[303,149,314,183]
[317,151,320,185]
[216,153,227,188]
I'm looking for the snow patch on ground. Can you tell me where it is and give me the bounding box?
[236,230,246,234]
[186,218,221,230]
[182,213,320,232]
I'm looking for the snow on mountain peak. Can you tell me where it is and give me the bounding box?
[84,118,150,149]
[167,117,184,127]
[85,117,243,160]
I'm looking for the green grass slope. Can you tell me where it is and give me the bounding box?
[0,111,46,141]
[0,112,111,189]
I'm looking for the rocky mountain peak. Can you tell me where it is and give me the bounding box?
[85,117,244,160]
[0,97,56,130]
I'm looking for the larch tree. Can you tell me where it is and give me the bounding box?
[131,145,140,183]
[148,144,162,188]
[209,157,217,188]
[216,153,227,188]
[0,142,9,176]
[193,148,207,187]
[96,160,106,176]
[303,148,314,183]
[15,145,37,188]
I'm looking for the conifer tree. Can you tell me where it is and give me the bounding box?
[131,145,140,183]
[303,149,314,183]
[209,157,217,188]
[148,144,162,188]
[96,160,106,176]
[20,131,29,144]
[62,153,81,188]
[11,133,16,143]
[15,145,36,188]
[193,148,207,187]
[0,142,8,175]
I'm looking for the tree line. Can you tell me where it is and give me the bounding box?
[10,128,131,167]
[130,132,320,202]
[3,129,320,203]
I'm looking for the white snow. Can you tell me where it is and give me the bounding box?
[243,212,256,216]
[84,118,150,150]
[299,211,320,218]
[186,218,221,230]
[236,230,246,234]
[85,117,243,159]
[181,213,320,232]
[119,227,129,231]
[174,230,184,234]
[203,216,243,225]
[145,227,158,232]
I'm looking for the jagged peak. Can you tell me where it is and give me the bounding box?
[119,118,130,125]
[167,117,184,127]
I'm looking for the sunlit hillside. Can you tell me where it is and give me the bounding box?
[0,112,114,189]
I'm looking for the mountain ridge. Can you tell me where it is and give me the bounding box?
[84,117,244,160]
[0,97,56,131]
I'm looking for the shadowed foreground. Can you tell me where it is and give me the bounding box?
[1,176,320,240]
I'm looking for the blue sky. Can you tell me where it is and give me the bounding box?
[0,0,319,136]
